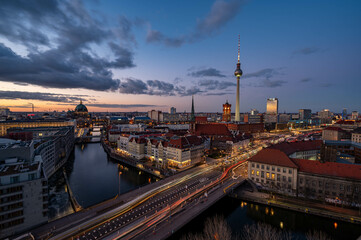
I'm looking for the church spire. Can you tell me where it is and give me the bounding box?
[191,95,195,121]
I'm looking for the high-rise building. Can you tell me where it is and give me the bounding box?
[222,100,232,122]
[342,108,347,119]
[234,35,243,122]
[148,110,163,122]
[0,107,10,116]
[169,107,176,114]
[250,109,259,115]
[318,109,333,124]
[351,111,359,120]
[299,109,312,120]
[265,98,278,123]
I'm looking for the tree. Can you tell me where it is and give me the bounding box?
[242,222,292,240]
[306,229,332,240]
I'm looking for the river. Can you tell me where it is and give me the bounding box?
[48,143,156,219]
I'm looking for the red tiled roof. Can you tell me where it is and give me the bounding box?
[168,135,203,149]
[194,124,231,136]
[248,149,298,168]
[291,158,361,180]
[269,140,322,156]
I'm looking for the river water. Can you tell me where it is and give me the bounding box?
[48,143,156,219]
[48,143,361,239]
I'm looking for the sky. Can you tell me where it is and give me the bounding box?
[0,0,360,113]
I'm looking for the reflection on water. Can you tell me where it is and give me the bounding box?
[48,143,156,220]
[171,197,361,240]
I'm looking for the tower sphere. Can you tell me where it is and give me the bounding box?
[234,67,243,77]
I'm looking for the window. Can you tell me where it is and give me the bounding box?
[10,176,19,184]
[277,168,280,172]
[283,168,286,173]
[251,170,255,175]
[28,173,36,181]
[288,177,291,183]
[256,171,259,176]
[277,174,280,181]
[261,171,264,178]
[256,164,259,168]
[271,173,275,180]
[252,163,255,167]
[266,172,270,179]
[266,166,270,170]
[272,166,275,171]
[283,176,286,181]
[300,178,303,184]
[340,184,344,191]
[289,169,292,174]
[261,164,264,169]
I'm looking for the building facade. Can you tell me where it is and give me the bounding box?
[222,101,232,122]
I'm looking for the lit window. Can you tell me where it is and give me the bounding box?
[271,173,275,180]
[266,172,270,179]
[256,171,259,176]
[251,170,255,175]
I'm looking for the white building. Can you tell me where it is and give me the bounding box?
[351,127,361,143]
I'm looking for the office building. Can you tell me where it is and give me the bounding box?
[0,139,48,238]
[265,98,278,124]
[148,110,163,122]
[169,107,176,114]
[299,109,311,120]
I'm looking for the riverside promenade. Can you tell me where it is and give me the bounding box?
[231,189,361,225]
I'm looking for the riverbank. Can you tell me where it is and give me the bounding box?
[232,190,361,225]
[101,139,165,178]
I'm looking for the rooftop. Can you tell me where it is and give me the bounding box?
[0,159,41,177]
[248,149,298,168]
[269,140,322,156]
[292,158,361,180]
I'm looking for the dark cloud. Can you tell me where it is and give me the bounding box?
[188,68,226,78]
[146,29,186,47]
[192,0,244,40]
[204,92,232,96]
[119,78,148,94]
[0,0,135,91]
[198,79,236,90]
[0,90,88,103]
[242,68,287,88]
[300,78,311,83]
[293,47,323,55]
[242,68,280,79]
[146,0,246,47]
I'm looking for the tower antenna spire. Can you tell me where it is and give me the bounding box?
[237,35,240,63]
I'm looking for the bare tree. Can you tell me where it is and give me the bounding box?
[203,215,232,240]
[180,232,204,240]
[242,222,292,240]
[306,229,332,240]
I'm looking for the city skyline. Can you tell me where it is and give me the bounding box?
[1,0,361,113]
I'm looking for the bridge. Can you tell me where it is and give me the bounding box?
[27,157,249,240]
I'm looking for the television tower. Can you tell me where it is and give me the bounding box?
[234,35,243,122]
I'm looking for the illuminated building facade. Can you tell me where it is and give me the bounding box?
[222,100,231,122]
[265,98,279,123]
[0,120,75,136]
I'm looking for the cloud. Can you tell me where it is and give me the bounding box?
[145,0,246,47]
[192,0,244,40]
[198,79,236,90]
[0,90,88,103]
[0,0,136,91]
[242,68,280,79]
[293,47,323,55]
[300,78,311,83]
[319,83,332,88]
[188,67,226,78]
[86,103,163,108]
[243,68,287,88]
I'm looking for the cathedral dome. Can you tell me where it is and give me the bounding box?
[75,100,88,112]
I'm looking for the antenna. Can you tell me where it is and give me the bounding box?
[237,34,240,63]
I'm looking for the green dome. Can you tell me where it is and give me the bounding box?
[75,101,88,112]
